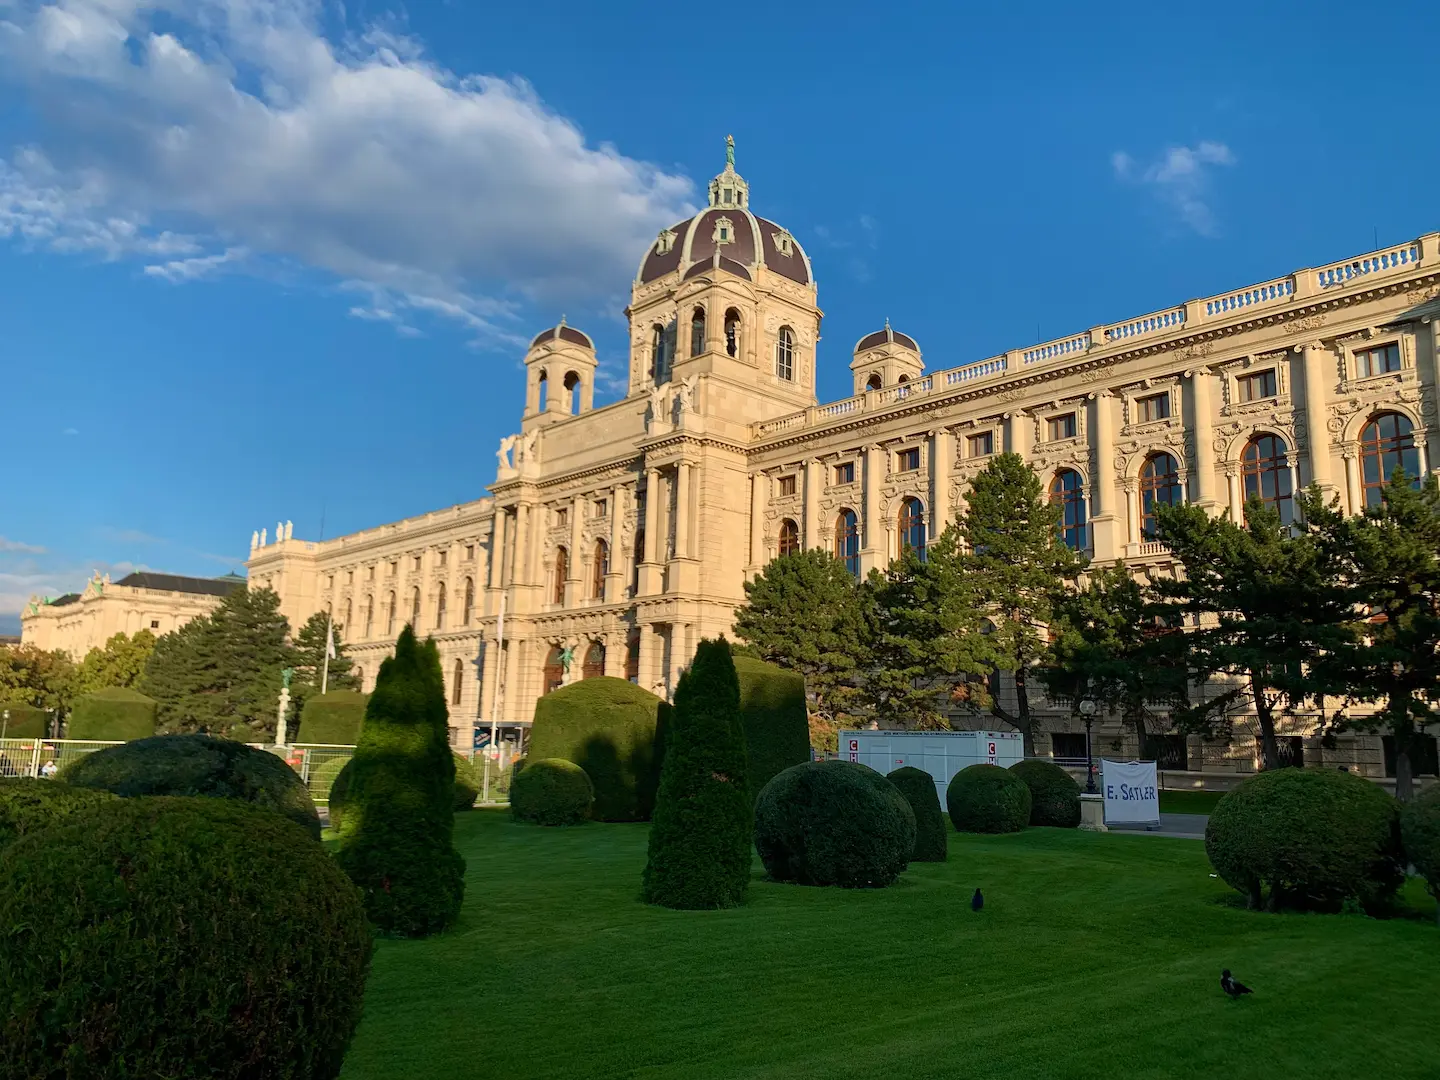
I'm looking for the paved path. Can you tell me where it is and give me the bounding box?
[1107,813,1208,840]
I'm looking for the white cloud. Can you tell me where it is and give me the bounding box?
[61,427,78,435]
[0,558,149,622]
[0,0,697,347]
[1111,141,1236,236]
[0,538,46,554]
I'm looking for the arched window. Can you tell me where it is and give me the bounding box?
[898,497,926,556]
[411,586,421,628]
[343,597,352,634]
[364,596,373,637]
[1050,470,1087,551]
[583,641,605,679]
[592,539,609,600]
[690,305,706,357]
[435,587,447,629]
[564,370,581,415]
[462,577,474,626]
[776,327,795,381]
[651,324,669,384]
[451,658,463,706]
[866,373,882,391]
[778,518,800,557]
[1242,434,1294,524]
[834,509,860,576]
[537,368,548,412]
[1360,412,1421,507]
[553,546,568,605]
[724,308,740,357]
[625,629,640,682]
[1140,452,1183,538]
[542,646,564,695]
[386,592,396,634]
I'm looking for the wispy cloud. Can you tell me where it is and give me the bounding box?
[143,246,246,283]
[1111,141,1236,237]
[0,538,46,554]
[61,427,78,436]
[812,215,879,283]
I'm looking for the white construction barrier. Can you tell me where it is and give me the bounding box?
[838,730,1023,799]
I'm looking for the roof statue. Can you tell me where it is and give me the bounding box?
[725,134,735,168]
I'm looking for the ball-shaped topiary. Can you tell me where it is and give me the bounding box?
[885,766,947,862]
[731,656,811,799]
[755,760,917,888]
[510,759,594,826]
[0,797,371,1079]
[0,779,116,850]
[1205,768,1403,912]
[66,687,157,741]
[1009,759,1081,828]
[61,733,321,840]
[946,764,1032,834]
[1401,784,1440,918]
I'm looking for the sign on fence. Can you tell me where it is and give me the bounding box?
[1100,759,1161,826]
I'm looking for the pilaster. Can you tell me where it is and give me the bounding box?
[802,458,822,549]
[1299,342,1336,498]
[861,444,883,573]
[1187,369,1218,511]
[670,461,700,593]
[1088,390,1120,560]
[605,484,625,602]
[638,468,663,596]
[747,470,766,574]
[1006,410,1030,459]
[931,428,953,537]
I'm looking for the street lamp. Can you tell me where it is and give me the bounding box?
[1079,698,1098,795]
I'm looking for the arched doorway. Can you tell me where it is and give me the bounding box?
[542,646,564,695]
[582,641,605,679]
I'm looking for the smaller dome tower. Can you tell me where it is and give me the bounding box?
[523,317,598,427]
[850,320,923,395]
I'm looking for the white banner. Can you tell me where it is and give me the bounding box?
[1101,759,1160,825]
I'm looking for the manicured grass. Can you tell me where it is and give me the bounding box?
[340,810,1438,1080]
[1159,789,1227,815]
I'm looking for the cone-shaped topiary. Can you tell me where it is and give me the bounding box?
[642,637,752,909]
[946,763,1032,834]
[1401,784,1440,923]
[334,627,465,936]
[510,758,594,826]
[1009,759,1081,827]
[885,766,947,861]
[0,779,115,850]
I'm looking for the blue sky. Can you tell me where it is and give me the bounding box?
[3,0,1439,634]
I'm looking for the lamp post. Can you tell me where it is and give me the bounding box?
[1079,698,1098,795]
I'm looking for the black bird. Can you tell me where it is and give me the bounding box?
[1220,970,1253,997]
[971,888,983,912]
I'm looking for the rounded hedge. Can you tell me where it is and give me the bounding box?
[0,704,48,739]
[66,687,157,741]
[754,760,916,888]
[510,759,594,826]
[0,779,116,850]
[1205,768,1403,912]
[1401,784,1440,910]
[328,752,481,830]
[885,766,948,862]
[61,734,321,841]
[453,753,480,811]
[1009,759,1081,828]
[731,656,812,798]
[527,677,669,821]
[946,764,1032,834]
[0,797,371,1079]
[298,691,368,746]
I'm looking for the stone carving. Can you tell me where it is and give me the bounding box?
[260,528,267,546]
[648,383,668,422]
[1288,314,1326,334]
[519,430,540,465]
[1405,286,1440,306]
[284,521,293,542]
[496,434,517,470]
[251,530,259,551]
[677,375,698,414]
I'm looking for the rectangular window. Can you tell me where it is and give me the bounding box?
[1050,732,1087,761]
[1047,413,1077,441]
[594,499,608,518]
[1237,369,1277,402]
[465,544,475,560]
[388,562,397,577]
[150,620,160,630]
[413,555,421,571]
[778,475,797,497]
[437,551,447,568]
[967,431,994,457]
[1137,393,1170,423]
[897,447,921,472]
[556,508,568,528]
[1355,342,1401,379]
[367,566,375,581]
[346,571,353,584]
[834,462,855,485]
[326,575,334,589]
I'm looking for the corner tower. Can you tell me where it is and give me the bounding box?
[523,318,598,429]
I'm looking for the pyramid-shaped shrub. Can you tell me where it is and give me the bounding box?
[335,627,465,936]
[642,637,752,909]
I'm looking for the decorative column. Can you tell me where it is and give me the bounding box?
[1300,342,1335,495]
[514,504,531,588]
[638,467,661,596]
[566,496,583,606]
[1225,466,1243,520]
[674,462,692,560]
[1089,391,1120,560]
[1188,369,1218,511]
[930,428,953,538]
[1123,482,1140,546]
[503,637,523,726]
[1343,448,1362,516]
[861,444,883,573]
[748,471,766,573]
[802,459,822,549]
[606,485,625,602]
[487,510,507,591]
[1007,411,1030,459]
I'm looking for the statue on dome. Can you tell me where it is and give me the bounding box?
[725,134,735,168]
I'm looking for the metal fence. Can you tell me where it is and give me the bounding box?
[0,738,122,777]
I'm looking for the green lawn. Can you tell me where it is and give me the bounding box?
[340,810,1439,1080]
[1158,789,1227,815]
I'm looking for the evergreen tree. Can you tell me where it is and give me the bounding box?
[292,612,358,693]
[1317,472,1440,801]
[862,524,987,729]
[75,630,156,696]
[734,549,868,728]
[955,453,1085,754]
[1148,494,1353,771]
[642,637,751,910]
[336,626,464,935]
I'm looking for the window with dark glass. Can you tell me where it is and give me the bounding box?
[690,306,705,357]
[556,508,568,528]
[1140,452,1183,538]
[591,539,609,599]
[834,509,860,576]
[897,447,920,472]
[553,547,568,605]
[968,431,994,457]
[435,588,446,629]
[1360,412,1420,507]
[1137,393,1171,423]
[898,498,926,557]
[451,659,463,706]
[1048,413,1077,441]
[1241,434,1294,523]
[834,462,855,485]
[1049,469,1087,550]
[776,327,795,381]
[778,474,797,497]
[463,577,474,625]
[594,499,607,518]
[1355,342,1401,379]
[778,519,800,557]
[1237,369,1277,402]
[724,309,740,357]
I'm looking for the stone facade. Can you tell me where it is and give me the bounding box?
[247,143,1440,772]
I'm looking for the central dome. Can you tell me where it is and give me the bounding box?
[636,137,812,287]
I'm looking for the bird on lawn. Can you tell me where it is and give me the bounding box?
[971,888,983,912]
[1220,970,1253,998]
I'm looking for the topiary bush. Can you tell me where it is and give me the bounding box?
[885,766,947,862]
[510,758,594,826]
[755,760,916,887]
[1401,784,1440,922]
[0,779,115,850]
[643,638,753,909]
[452,753,480,811]
[0,796,371,1079]
[61,733,321,840]
[527,677,669,821]
[328,752,478,830]
[1205,768,1404,912]
[298,691,368,745]
[0,704,48,739]
[732,655,811,799]
[1009,758,1081,828]
[66,687,157,741]
[947,764,1032,834]
[335,628,465,937]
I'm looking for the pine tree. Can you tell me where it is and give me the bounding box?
[955,453,1085,754]
[335,626,464,935]
[292,612,358,693]
[75,630,157,696]
[642,637,751,910]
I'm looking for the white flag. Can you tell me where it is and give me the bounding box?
[326,619,337,660]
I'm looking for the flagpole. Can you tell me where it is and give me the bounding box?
[482,591,506,803]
